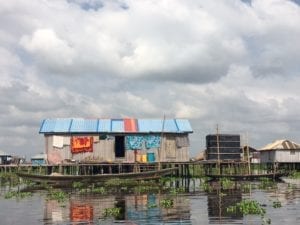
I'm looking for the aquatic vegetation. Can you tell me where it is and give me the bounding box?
[0,172,21,187]
[288,171,300,179]
[169,187,185,195]
[160,198,174,209]
[103,207,121,218]
[220,178,234,189]
[4,191,32,199]
[272,200,282,208]
[200,181,213,192]
[227,199,266,215]
[92,187,106,194]
[47,188,68,202]
[227,199,272,225]
[258,178,276,190]
[104,178,135,187]
[72,181,84,189]
[134,185,160,193]
[241,183,252,193]
[147,203,158,208]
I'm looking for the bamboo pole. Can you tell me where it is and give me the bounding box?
[158,115,166,171]
[216,125,221,175]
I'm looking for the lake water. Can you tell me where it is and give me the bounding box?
[0,178,299,225]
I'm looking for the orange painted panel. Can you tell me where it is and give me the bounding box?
[71,136,93,154]
[124,118,137,132]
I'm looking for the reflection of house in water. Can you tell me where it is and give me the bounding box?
[44,200,64,223]
[207,188,243,224]
[70,203,93,223]
[44,195,115,224]
[44,193,191,224]
[126,194,191,223]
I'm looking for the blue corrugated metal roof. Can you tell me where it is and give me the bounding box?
[138,119,163,132]
[111,119,124,132]
[39,118,193,134]
[70,118,98,132]
[163,119,179,132]
[175,119,193,132]
[98,119,111,132]
[40,118,72,133]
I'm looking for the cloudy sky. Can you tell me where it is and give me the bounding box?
[1,0,300,158]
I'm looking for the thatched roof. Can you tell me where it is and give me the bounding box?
[260,139,300,151]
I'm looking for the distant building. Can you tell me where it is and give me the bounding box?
[205,134,242,161]
[31,153,47,165]
[39,118,193,165]
[0,150,12,165]
[241,146,260,164]
[259,139,300,163]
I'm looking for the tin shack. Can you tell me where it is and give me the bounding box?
[0,150,12,165]
[259,139,300,164]
[39,118,193,165]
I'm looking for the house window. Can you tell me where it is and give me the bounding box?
[290,150,296,155]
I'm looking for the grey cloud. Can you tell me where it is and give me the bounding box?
[0,0,300,157]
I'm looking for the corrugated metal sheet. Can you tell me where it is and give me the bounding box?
[138,119,164,132]
[124,118,137,132]
[98,119,111,132]
[40,118,72,133]
[175,119,193,132]
[70,118,98,133]
[111,119,124,132]
[163,119,178,132]
[260,139,300,151]
[40,118,193,134]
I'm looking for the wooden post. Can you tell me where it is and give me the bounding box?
[216,125,221,175]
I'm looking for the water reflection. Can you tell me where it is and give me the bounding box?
[1,178,300,225]
[207,188,243,224]
[43,193,191,224]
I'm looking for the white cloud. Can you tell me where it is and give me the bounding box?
[20,29,75,69]
[0,0,300,156]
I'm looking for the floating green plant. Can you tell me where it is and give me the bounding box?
[220,178,234,189]
[288,171,300,179]
[72,181,84,189]
[160,198,174,209]
[147,203,158,209]
[200,181,212,192]
[258,177,276,190]
[241,183,252,193]
[47,188,67,202]
[227,199,266,216]
[103,207,121,218]
[272,200,282,208]
[92,187,106,194]
[134,185,160,193]
[169,187,185,195]
[4,191,32,199]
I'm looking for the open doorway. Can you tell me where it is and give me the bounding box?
[115,136,125,158]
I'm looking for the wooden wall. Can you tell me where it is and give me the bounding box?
[260,150,300,163]
[45,133,190,165]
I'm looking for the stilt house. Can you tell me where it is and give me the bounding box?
[39,118,193,165]
[259,139,300,163]
[0,150,12,165]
